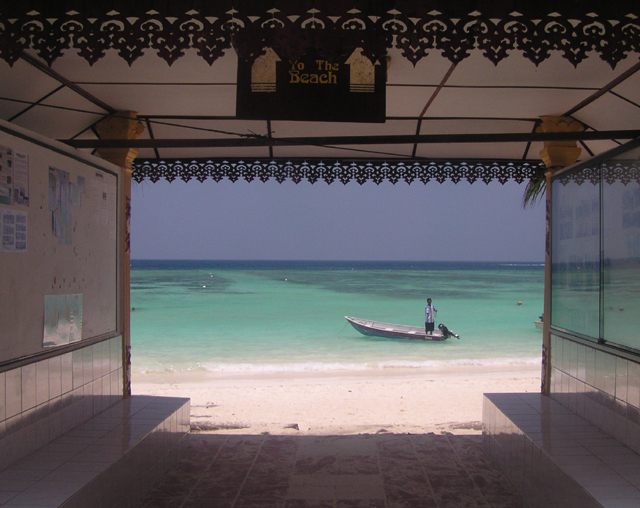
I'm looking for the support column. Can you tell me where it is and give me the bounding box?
[536,116,584,394]
[95,112,145,397]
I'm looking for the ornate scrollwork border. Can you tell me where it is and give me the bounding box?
[1,3,639,68]
[131,158,545,185]
[556,161,640,186]
[602,161,640,185]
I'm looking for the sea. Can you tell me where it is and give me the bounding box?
[130,260,544,377]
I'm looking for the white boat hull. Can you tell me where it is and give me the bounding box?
[345,316,453,341]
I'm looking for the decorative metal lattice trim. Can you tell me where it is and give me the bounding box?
[557,161,640,186]
[1,4,639,68]
[132,159,545,185]
[603,161,640,185]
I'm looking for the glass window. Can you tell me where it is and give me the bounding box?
[551,168,600,339]
[602,148,640,350]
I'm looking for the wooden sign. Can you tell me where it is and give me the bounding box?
[236,48,386,123]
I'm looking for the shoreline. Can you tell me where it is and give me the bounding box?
[132,363,541,435]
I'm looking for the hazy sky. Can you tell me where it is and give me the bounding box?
[130,178,546,262]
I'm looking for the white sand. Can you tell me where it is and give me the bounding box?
[132,364,541,435]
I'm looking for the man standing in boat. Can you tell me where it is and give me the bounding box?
[425,298,437,334]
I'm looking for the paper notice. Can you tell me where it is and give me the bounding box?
[0,208,27,252]
[107,183,117,240]
[43,294,83,347]
[13,151,29,206]
[1,207,15,251]
[0,145,13,205]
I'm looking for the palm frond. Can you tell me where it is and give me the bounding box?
[523,169,547,209]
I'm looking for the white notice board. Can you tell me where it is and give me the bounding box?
[0,120,122,362]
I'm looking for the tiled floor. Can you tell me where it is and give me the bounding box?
[138,432,525,508]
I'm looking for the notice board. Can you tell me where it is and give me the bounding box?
[0,121,121,363]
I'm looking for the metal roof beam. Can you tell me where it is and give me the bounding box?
[20,53,116,114]
[63,130,640,149]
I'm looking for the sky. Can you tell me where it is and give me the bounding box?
[130,178,546,262]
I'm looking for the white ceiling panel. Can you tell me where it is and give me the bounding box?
[608,73,640,104]
[427,87,595,119]
[414,142,531,160]
[154,146,271,159]
[0,101,28,121]
[526,142,545,160]
[11,106,104,141]
[386,85,438,117]
[133,148,158,159]
[0,59,60,101]
[81,83,237,116]
[449,50,639,90]
[578,140,621,159]
[40,86,109,115]
[270,119,415,138]
[272,144,415,159]
[577,94,640,132]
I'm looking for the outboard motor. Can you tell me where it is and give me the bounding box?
[438,323,460,340]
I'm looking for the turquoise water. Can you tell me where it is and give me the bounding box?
[130,260,544,374]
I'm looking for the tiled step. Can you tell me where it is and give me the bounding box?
[0,396,190,508]
[483,393,640,508]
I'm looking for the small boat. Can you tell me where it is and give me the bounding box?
[345,316,459,341]
[535,314,544,330]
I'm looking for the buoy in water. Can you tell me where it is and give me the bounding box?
[518,301,522,306]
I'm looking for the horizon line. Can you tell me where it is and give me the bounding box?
[130,258,545,263]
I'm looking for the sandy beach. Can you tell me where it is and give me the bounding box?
[132,363,541,435]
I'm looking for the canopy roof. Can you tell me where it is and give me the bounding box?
[1,0,639,184]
